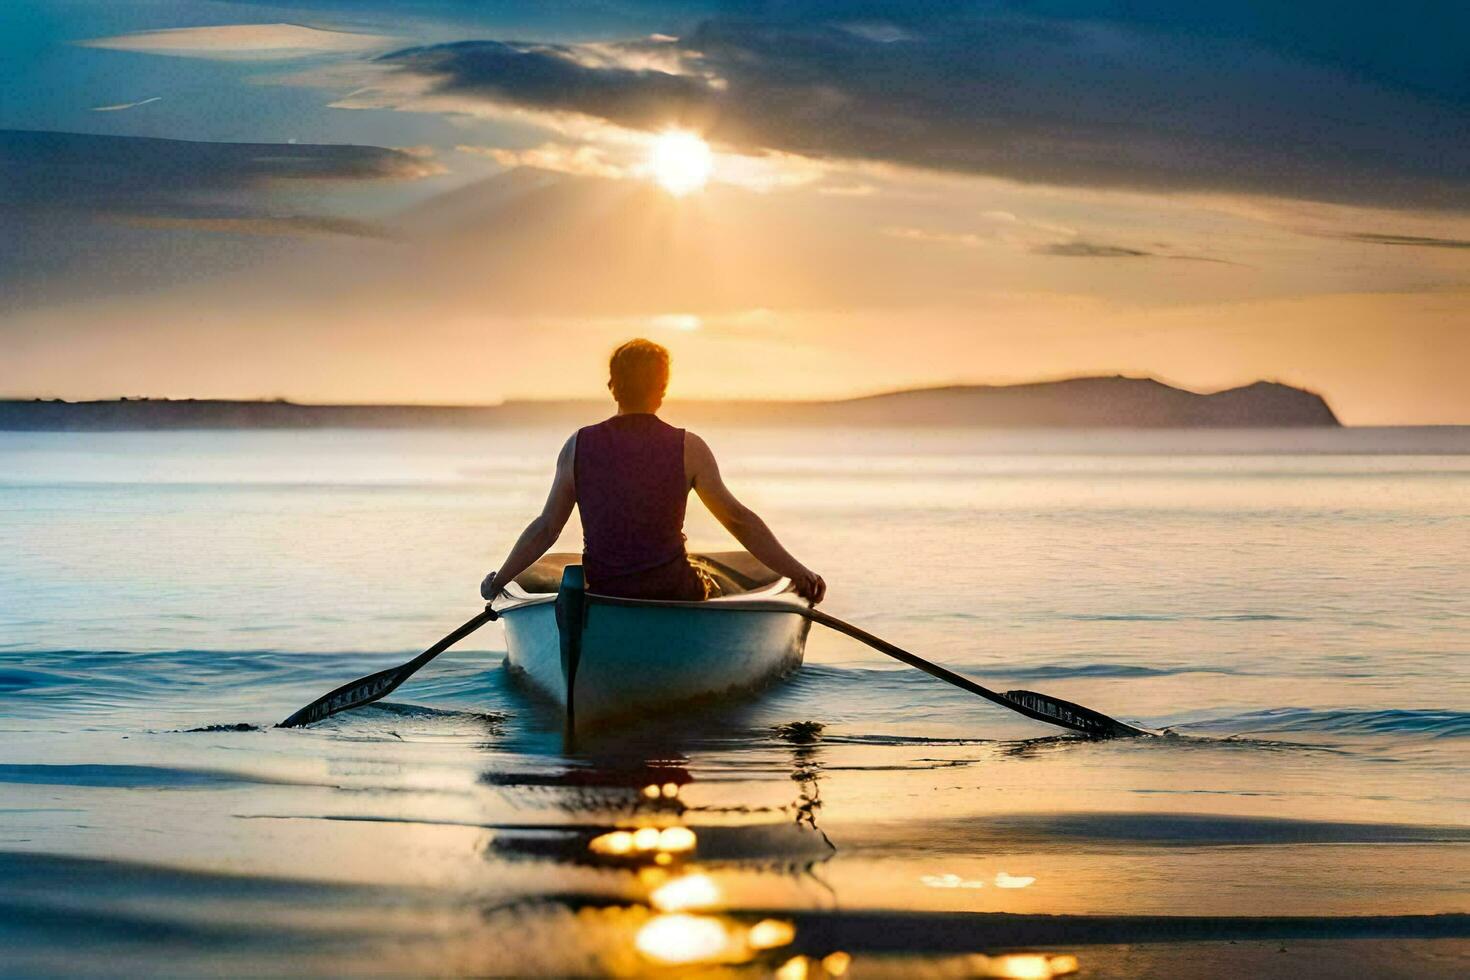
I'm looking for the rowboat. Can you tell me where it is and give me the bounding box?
[282,553,1144,739]
[492,552,811,732]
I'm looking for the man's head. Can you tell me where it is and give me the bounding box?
[607,338,670,413]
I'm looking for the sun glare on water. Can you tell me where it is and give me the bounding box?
[649,131,713,195]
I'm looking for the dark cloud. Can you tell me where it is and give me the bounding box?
[378,4,1469,209]
[384,40,714,129]
[1342,233,1470,250]
[1165,255,1249,267]
[975,1,1470,104]
[0,129,437,216]
[115,214,394,240]
[1036,241,1150,258]
[1035,240,1248,263]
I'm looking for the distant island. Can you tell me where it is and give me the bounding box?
[0,377,1339,430]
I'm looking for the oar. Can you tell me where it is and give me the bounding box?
[794,605,1151,738]
[277,607,497,728]
[583,591,1153,739]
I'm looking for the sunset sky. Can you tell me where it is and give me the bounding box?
[3,2,1467,423]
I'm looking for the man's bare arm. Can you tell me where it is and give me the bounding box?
[481,436,577,599]
[687,432,826,603]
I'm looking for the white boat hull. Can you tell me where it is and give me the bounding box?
[495,556,809,730]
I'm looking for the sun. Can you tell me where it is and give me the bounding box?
[648,131,713,196]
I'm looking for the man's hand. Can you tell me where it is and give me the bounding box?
[480,571,503,601]
[793,568,826,604]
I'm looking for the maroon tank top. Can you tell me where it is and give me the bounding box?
[574,414,689,585]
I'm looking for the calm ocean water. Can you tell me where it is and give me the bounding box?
[2,428,1467,977]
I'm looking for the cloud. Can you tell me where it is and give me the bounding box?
[456,131,828,194]
[1035,240,1243,263]
[1165,255,1249,267]
[885,226,986,249]
[458,141,629,181]
[0,129,439,216]
[379,39,713,129]
[363,6,1468,210]
[80,23,392,61]
[886,209,1085,253]
[1037,241,1151,258]
[90,97,162,112]
[115,215,394,240]
[1341,233,1470,250]
[889,224,1237,263]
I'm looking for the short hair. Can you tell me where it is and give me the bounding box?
[608,338,670,408]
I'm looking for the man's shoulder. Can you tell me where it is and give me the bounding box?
[682,429,716,467]
[558,430,579,460]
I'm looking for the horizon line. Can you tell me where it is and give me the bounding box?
[0,373,1323,409]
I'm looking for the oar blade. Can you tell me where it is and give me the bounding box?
[276,608,497,729]
[1004,689,1150,738]
[277,663,410,728]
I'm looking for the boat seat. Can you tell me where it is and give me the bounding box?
[513,552,781,597]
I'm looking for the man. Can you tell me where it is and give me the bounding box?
[481,339,825,604]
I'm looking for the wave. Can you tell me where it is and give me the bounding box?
[0,762,293,789]
[0,649,449,667]
[0,668,81,693]
[796,661,1225,684]
[5,651,1464,748]
[855,810,1470,850]
[1175,707,1470,739]
[819,733,997,746]
[0,650,1252,689]
[352,701,505,722]
[1065,613,1305,622]
[1202,613,1305,622]
[0,649,504,703]
[991,663,1234,680]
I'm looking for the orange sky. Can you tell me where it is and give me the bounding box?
[8,169,1467,424]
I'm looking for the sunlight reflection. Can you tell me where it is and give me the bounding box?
[633,912,801,967]
[587,824,697,865]
[748,918,797,950]
[658,826,696,851]
[588,830,635,856]
[920,872,986,888]
[971,953,1079,979]
[994,871,1037,889]
[634,913,730,965]
[774,951,853,980]
[776,955,809,980]
[822,950,852,976]
[650,873,721,912]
